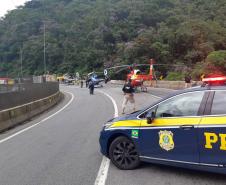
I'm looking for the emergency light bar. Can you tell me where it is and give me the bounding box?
[202,76,226,82]
[201,76,226,87]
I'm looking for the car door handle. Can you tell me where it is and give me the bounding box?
[179,125,194,130]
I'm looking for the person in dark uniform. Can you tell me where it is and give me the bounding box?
[80,80,83,88]
[184,74,192,88]
[85,76,89,88]
[88,80,95,95]
[122,79,135,114]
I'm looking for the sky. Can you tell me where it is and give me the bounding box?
[0,0,30,17]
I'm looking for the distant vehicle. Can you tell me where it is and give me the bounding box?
[99,76,226,174]
[57,74,76,85]
[0,78,9,85]
[0,78,14,85]
[86,72,108,87]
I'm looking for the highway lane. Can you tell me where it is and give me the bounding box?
[1,85,226,185]
[0,86,114,185]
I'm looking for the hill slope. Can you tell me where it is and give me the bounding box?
[0,0,226,77]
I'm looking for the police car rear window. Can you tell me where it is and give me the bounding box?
[211,91,226,115]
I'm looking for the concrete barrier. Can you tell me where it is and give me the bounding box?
[0,111,12,132]
[0,91,63,133]
[0,82,59,111]
[110,80,202,90]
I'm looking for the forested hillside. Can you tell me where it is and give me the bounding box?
[0,0,226,79]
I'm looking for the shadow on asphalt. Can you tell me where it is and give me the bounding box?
[139,162,226,181]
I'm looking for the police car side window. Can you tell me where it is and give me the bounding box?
[211,91,226,115]
[155,92,204,118]
[139,107,157,119]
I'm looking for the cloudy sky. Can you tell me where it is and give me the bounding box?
[0,0,30,17]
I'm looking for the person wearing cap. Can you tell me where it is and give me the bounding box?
[122,79,136,114]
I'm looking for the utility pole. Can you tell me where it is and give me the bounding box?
[20,47,23,77]
[43,22,46,75]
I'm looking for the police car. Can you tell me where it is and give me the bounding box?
[99,76,226,174]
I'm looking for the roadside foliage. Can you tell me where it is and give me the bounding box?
[0,0,226,79]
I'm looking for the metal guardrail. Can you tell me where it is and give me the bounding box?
[0,82,59,111]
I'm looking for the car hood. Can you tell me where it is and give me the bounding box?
[108,110,142,123]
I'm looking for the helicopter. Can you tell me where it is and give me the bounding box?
[104,59,155,91]
[127,59,154,87]
[86,72,109,87]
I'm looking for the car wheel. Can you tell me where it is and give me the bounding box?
[109,136,140,170]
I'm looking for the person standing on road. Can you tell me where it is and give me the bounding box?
[80,79,83,88]
[184,74,192,88]
[85,76,89,88]
[88,80,95,95]
[122,79,135,114]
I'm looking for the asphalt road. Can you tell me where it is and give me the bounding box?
[0,84,226,185]
[0,86,114,185]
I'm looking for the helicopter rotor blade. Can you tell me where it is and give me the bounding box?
[104,65,130,71]
[114,67,131,74]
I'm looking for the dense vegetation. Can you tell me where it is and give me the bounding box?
[0,0,226,79]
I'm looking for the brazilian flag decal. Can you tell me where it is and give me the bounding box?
[131,130,139,138]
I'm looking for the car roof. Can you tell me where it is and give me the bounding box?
[153,85,226,106]
[182,85,226,93]
[131,85,226,118]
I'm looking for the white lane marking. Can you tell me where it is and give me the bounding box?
[66,84,161,100]
[97,90,118,118]
[94,90,118,185]
[94,156,111,185]
[0,91,74,144]
[148,93,161,99]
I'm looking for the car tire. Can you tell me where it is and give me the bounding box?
[109,136,140,170]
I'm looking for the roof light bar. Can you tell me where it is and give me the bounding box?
[202,76,226,82]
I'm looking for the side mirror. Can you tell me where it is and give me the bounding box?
[146,111,155,124]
